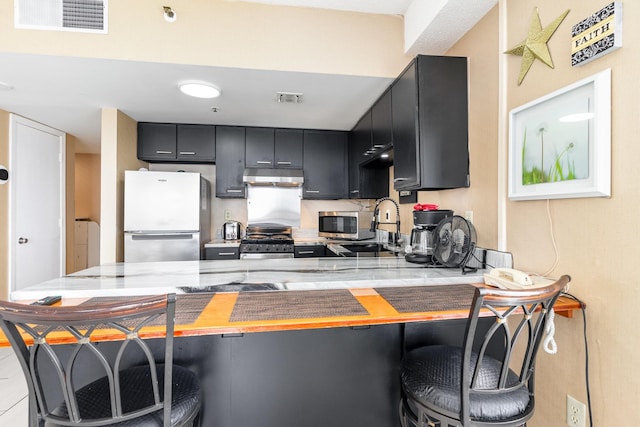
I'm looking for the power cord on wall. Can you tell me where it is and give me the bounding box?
[560,292,592,427]
[542,199,559,277]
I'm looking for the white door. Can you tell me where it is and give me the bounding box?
[10,114,65,294]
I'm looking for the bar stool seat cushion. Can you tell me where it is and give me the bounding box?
[401,345,530,422]
[46,365,200,427]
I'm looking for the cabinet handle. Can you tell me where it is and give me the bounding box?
[297,250,314,254]
[305,190,320,194]
[256,161,272,165]
[155,150,173,154]
[350,190,360,194]
[276,161,292,165]
[217,252,236,256]
[394,177,409,182]
[226,189,243,193]
[179,151,196,155]
[373,144,385,149]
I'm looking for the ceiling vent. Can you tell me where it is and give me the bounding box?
[15,0,107,33]
[276,92,303,104]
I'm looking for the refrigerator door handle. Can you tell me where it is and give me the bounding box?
[130,233,195,240]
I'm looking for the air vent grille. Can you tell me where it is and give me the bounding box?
[15,0,107,33]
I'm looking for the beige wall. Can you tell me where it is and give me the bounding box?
[100,109,146,263]
[75,153,101,222]
[502,1,637,426]
[0,0,409,78]
[393,6,500,251]
[0,111,8,300]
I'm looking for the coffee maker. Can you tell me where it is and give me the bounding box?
[405,209,453,264]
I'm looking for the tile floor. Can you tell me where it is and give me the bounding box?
[0,347,28,424]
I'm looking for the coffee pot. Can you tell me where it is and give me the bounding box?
[405,209,453,264]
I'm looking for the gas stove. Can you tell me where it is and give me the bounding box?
[239,223,295,259]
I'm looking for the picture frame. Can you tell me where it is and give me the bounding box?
[508,68,611,201]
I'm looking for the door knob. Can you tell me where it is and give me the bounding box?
[18,237,28,244]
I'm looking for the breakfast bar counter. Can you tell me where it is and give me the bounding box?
[4,259,580,427]
[9,258,579,337]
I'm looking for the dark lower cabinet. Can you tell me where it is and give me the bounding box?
[204,247,240,260]
[215,126,246,198]
[294,245,326,258]
[194,325,402,427]
[303,130,348,199]
[48,316,500,427]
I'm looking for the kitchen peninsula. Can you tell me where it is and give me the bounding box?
[5,258,580,427]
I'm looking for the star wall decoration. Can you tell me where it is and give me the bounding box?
[505,8,570,85]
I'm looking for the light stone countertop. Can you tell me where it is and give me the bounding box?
[11,257,488,301]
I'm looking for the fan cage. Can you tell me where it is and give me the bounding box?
[432,215,477,272]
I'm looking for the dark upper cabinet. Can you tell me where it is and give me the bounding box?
[245,127,303,169]
[303,130,348,199]
[137,123,177,162]
[370,88,393,150]
[348,112,389,200]
[137,122,215,163]
[274,128,303,169]
[215,126,246,198]
[245,127,275,168]
[176,124,215,162]
[392,55,469,191]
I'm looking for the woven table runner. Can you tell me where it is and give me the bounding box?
[230,289,368,322]
[81,293,214,326]
[374,284,476,313]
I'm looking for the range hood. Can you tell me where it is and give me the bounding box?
[243,168,304,186]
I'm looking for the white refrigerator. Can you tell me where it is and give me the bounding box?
[124,170,211,262]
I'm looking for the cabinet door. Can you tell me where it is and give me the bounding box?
[294,245,326,258]
[205,247,240,260]
[303,130,348,199]
[215,126,246,198]
[245,127,275,168]
[274,128,303,168]
[416,55,469,189]
[177,124,215,162]
[137,123,177,162]
[391,61,420,190]
[371,88,393,149]
[348,112,371,198]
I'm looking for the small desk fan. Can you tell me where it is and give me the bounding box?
[432,215,477,274]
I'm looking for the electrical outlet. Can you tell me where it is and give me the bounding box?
[567,395,586,427]
[224,209,232,221]
[464,210,473,223]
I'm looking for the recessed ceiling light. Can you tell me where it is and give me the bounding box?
[179,82,221,99]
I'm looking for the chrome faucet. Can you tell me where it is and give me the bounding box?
[369,197,401,246]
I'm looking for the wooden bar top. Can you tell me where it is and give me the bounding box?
[0,283,582,346]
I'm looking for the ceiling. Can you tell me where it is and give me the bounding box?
[0,0,496,154]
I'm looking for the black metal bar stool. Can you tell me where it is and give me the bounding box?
[399,275,570,427]
[0,294,201,426]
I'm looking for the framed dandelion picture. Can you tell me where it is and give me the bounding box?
[508,68,611,201]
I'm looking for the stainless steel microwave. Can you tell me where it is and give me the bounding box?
[318,211,375,240]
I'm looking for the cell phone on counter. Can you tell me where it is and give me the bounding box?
[31,296,62,306]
